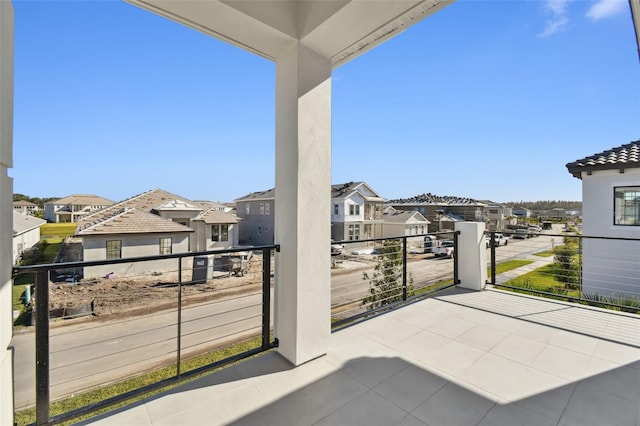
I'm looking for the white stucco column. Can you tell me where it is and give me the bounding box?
[455,222,487,291]
[0,1,15,424]
[274,42,331,365]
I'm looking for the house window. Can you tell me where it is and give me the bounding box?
[106,240,121,260]
[245,204,250,215]
[349,204,360,216]
[258,226,262,236]
[614,186,640,225]
[212,224,229,242]
[159,237,172,255]
[265,203,270,215]
[334,204,339,215]
[348,224,360,240]
[260,203,265,215]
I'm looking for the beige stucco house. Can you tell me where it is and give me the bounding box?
[76,189,240,278]
[44,194,114,223]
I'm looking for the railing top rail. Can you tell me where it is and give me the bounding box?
[485,230,640,242]
[333,230,458,246]
[12,244,280,274]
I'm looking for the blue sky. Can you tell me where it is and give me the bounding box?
[11,0,640,204]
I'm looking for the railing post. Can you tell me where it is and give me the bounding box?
[176,257,182,378]
[402,237,408,301]
[490,232,496,284]
[453,231,460,284]
[35,270,50,426]
[261,248,272,350]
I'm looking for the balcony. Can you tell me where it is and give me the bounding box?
[12,227,640,425]
[81,287,639,426]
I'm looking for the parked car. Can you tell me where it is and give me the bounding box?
[331,240,344,255]
[527,226,540,237]
[512,229,528,239]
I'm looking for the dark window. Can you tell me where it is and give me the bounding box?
[159,237,172,255]
[212,224,230,242]
[615,186,640,225]
[106,240,121,260]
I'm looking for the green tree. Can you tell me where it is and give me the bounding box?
[553,242,580,289]
[362,240,414,310]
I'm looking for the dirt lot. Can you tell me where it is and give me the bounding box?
[42,257,267,323]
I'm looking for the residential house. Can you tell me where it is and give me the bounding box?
[331,182,385,242]
[235,182,387,245]
[566,140,640,300]
[234,188,275,246]
[12,211,45,264]
[76,189,240,278]
[388,193,486,233]
[44,194,114,223]
[382,206,430,246]
[512,206,532,218]
[13,200,39,216]
[485,204,514,231]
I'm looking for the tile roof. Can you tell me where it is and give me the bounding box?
[77,208,193,236]
[13,200,38,207]
[47,194,114,206]
[387,193,486,206]
[566,140,640,178]
[79,189,197,226]
[13,211,46,235]
[194,208,240,224]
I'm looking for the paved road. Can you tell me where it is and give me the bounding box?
[12,228,561,409]
[13,290,272,409]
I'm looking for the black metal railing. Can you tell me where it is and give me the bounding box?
[486,228,640,313]
[330,231,459,328]
[12,245,279,426]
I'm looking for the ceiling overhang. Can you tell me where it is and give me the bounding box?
[126,0,454,68]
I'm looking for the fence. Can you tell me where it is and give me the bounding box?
[330,231,459,328]
[486,229,640,313]
[12,245,278,425]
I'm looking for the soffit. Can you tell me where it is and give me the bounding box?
[126,0,454,67]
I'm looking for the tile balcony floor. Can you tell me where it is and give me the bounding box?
[82,288,640,426]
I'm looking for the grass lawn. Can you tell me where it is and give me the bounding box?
[502,263,580,299]
[40,223,77,239]
[42,242,62,262]
[493,259,533,274]
[15,335,269,426]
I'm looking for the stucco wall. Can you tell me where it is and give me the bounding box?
[236,200,274,245]
[82,233,190,278]
[12,227,40,264]
[0,2,14,422]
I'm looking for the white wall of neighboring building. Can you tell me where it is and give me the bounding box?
[12,225,40,264]
[342,193,364,223]
[580,169,640,299]
[82,233,190,278]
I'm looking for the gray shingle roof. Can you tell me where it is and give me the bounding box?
[234,188,275,202]
[566,140,640,179]
[13,211,46,235]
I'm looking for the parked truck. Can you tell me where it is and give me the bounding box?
[432,240,455,258]
[485,233,510,248]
